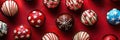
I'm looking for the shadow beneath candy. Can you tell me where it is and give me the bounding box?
[109,24,120,32]
[110,0,120,7]
[46,3,61,16]
[68,4,84,16]
[23,0,38,8]
[91,0,104,7]
[15,38,30,40]
[0,35,7,40]
[0,12,19,24]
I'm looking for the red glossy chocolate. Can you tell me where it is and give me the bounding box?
[13,25,31,40]
[27,10,45,27]
[103,34,117,40]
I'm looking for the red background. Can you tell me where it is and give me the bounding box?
[0,0,120,40]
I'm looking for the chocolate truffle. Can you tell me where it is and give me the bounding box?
[1,0,18,16]
[56,13,73,31]
[42,33,59,40]
[13,25,31,40]
[0,21,7,37]
[27,10,45,27]
[103,34,118,40]
[81,10,97,26]
[107,8,120,25]
[66,0,84,10]
[43,0,60,8]
[73,31,90,40]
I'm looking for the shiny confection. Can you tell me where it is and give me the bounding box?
[103,34,118,40]
[56,13,73,31]
[0,21,7,37]
[13,25,31,40]
[43,0,60,8]
[107,8,120,25]
[66,0,83,10]
[73,31,90,40]
[42,33,59,40]
[28,10,45,27]
[81,10,97,26]
[1,0,18,16]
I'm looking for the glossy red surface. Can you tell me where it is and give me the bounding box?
[0,0,120,40]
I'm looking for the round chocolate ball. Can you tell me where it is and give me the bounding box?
[27,10,45,27]
[1,0,18,16]
[13,25,31,40]
[42,33,59,40]
[0,21,7,37]
[107,8,120,25]
[81,10,97,26]
[66,0,84,10]
[43,0,60,8]
[103,34,118,40]
[56,13,73,31]
[73,31,90,40]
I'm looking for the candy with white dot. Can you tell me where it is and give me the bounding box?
[28,10,45,27]
[107,8,120,25]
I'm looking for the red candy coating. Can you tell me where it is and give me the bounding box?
[103,34,118,40]
[27,10,45,27]
[13,25,31,40]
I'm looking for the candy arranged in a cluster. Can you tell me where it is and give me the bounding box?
[81,10,97,26]
[73,31,90,40]
[0,21,7,37]
[42,33,59,40]
[107,8,120,25]
[13,25,31,40]
[1,0,18,16]
[103,34,118,40]
[66,0,84,10]
[43,0,60,8]
[56,13,73,31]
[28,10,45,27]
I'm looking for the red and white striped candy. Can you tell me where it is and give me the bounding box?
[73,31,90,40]
[66,0,83,10]
[44,0,60,8]
[1,0,18,16]
[28,10,45,27]
[42,33,59,40]
[13,25,30,40]
[81,10,97,26]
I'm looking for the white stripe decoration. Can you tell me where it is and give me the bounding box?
[42,33,59,40]
[73,31,90,40]
[43,0,60,8]
[81,10,97,26]
[66,0,83,10]
[1,0,18,16]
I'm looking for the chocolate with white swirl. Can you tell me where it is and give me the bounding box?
[56,13,73,31]
[73,31,90,40]
[42,33,59,40]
